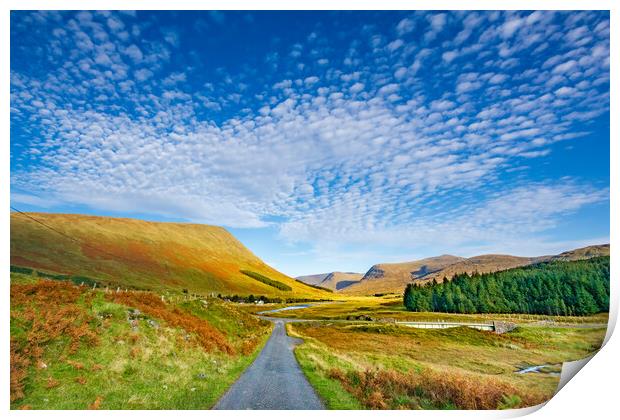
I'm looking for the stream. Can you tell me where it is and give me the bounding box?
[257,304,312,314]
[516,364,561,375]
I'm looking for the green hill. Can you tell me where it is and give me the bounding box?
[10,212,330,299]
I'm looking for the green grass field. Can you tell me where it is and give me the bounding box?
[288,320,607,409]
[252,298,609,325]
[10,273,272,409]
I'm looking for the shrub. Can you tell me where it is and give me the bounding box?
[45,377,60,389]
[10,265,33,275]
[10,281,99,402]
[240,270,292,291]
[106,291,234,355]
[35,270,70,281]
[70,275,98,287]
[328,367,546,410]
[241,337,261,356]
[67,360,84,370]
[295,279,333,293]
[10,339,29,401]
[89,396,103,410]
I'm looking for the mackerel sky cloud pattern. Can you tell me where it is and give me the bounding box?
[10,11,610,274]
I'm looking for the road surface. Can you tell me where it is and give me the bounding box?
[214,319,324,410]
[215,303,605,409]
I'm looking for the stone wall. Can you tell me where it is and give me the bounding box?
[493,321,517,334]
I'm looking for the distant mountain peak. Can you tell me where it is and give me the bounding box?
[296,271,365,291]
[334,244,610,296]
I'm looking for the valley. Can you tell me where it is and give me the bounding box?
[9,212,610,410]
[288,319,606,409]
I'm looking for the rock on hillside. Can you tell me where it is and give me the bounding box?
[295,273,330,286]
[342,255,465,295]
[296,271,364,291]
[547,244,609,261]
[340,244,610,295]
[415,254,534,284]
[420,246,610,285]
[320,272,364,291]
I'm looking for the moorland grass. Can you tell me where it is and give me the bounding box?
[289,321,606,409]
[10,212,330,298]
[287,324,363,409]
[10,274,272,409]
[261,298,608,325]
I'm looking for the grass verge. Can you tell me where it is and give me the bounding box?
[287,324,362,409]
[10,274,272,409]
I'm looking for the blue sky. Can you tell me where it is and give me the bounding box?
[10,11,610,276]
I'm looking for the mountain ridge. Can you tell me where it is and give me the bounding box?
[297,245,610,295]
[318,271,365,290]
[10,212,329,298]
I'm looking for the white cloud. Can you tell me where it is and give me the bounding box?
[304,76,319,86]
[10,10,610,257]
[349,82,365,93]
[123,44,143,62]
[377,83,399,95]
[456,80,480,93]
[396,17,415,35]
[106,16,125,32]
[11,192,60,208]
[387,39,404,52]
[442,50,458,63]
[278,182,608,251]
[555,86,577,96]
[428,13,447,32]
[134,68,153,81]
[488,73,507,84]
[553,60,578,74]
[162,28,179,46]
[162,72,187,86]
[393,67,407,79]
[500,18,523,38]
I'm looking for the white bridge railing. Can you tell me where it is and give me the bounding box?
[395,321,496,331]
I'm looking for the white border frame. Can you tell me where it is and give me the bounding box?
[2,2,616,420]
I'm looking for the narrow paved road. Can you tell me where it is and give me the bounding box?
[214,319,324,410]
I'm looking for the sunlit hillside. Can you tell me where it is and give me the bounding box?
[297,272,365,291]
[343,255,464,295]
[10,212,331,298]
[340,246,610,295]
